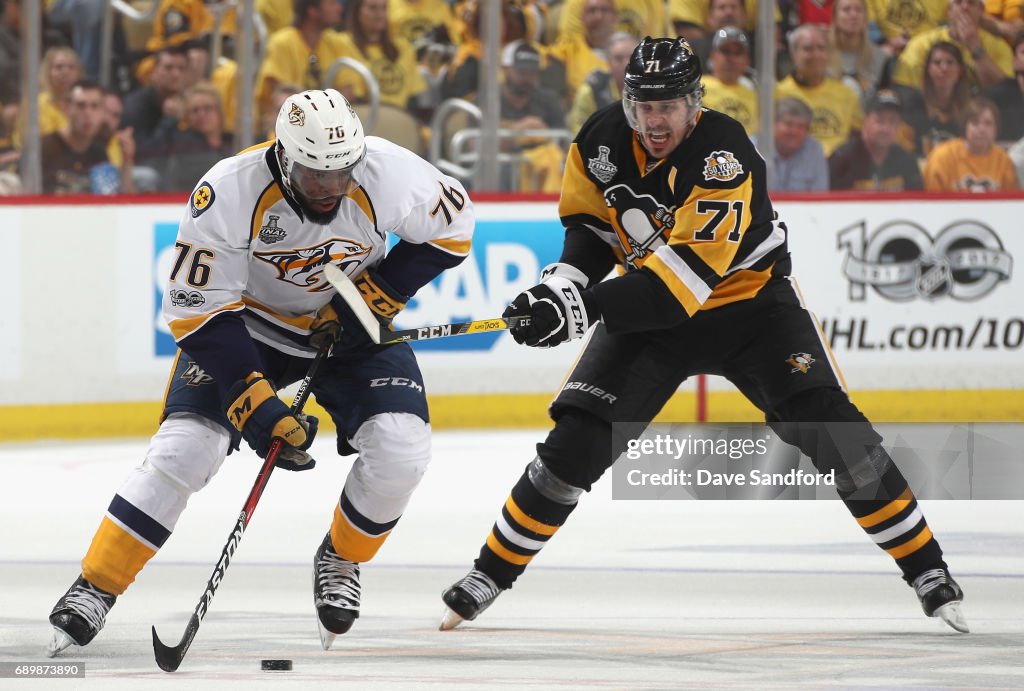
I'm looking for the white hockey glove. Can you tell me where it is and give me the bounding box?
[502,263,596,348]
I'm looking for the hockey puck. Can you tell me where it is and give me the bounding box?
[261,659,293,672]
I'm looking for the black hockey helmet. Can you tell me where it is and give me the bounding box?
[622,37,703,103]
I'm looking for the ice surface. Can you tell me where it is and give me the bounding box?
[1,431,1022,689]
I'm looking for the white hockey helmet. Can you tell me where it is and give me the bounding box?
[275,89,365,207]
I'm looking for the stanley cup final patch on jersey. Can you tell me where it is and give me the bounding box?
[703,151,743,182]
[587,145,618,183]
[190,181,216,218]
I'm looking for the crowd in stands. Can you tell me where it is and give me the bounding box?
[0,0,1021,195]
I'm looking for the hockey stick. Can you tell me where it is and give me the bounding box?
[322,263,530,344]
[151,344,330,672]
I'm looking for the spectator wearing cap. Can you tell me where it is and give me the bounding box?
[754,97,829,192]
[829,89,923,190]
[548,0,618,100]
[893,0,1013,89]
[775,24,863,156]
[924,96,1019,190]
[703,26,757,135]
[499,39,568,192]
[984,29,1024,142]
[567,31,637,133]
[827,0,889,103]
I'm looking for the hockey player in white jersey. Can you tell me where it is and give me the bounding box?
[48,89,474,654]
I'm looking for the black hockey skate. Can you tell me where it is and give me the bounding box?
[47,575,117,656]
[439,569,505,631]
[313,533,360,650]
[911,567,969,633]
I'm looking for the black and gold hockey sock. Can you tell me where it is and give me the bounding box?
[841,465,946,582]
[475,468,578,589]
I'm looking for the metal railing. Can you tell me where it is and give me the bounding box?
[428,98,572,190]
[323,57,381,134]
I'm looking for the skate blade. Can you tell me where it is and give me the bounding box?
[317,619,337,651]
[935,601,970,633]
[439,606,465,631]
[47,628,75,657]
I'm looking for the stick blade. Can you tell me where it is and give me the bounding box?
[152,617,198,672]
[322,264,381,344]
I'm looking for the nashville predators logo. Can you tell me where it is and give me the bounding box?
[180,362,214,386]
[703,151,743,182]
[787,352,815,374]
[255,238,370,289]
[288,102,305,126]
[190,181,215,218]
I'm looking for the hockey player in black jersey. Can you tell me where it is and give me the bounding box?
[440,37,968,633]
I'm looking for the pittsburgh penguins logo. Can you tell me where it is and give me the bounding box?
[190,182,215,218]
[255,238,371,289]
[786,353,815,373]
[811,108,842,139]
[605,183,676,262]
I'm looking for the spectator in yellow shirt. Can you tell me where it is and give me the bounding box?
[338,0,428,115]
[38,46,83,137]
[567,31,637,133]
[924,96,1020,190]
[557,0,664,44]
[255,0,349,124]
[893,0,1014,88]
[775,24,864,156]
[389,0,457,46]
[547,0,619,100]
[702,26,758,135]
[866,0,948,56]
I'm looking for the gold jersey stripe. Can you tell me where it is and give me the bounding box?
[486,532,535,566]
[504,496,560,536]
[330,505,391,563]
[428,237,472,255]
[161,350,183,409]
[856,487,914,528]
[167,301,246,341]
[250,182,285,243]
[237,139,274,156]
[347,186,377,227]
[701,267,772,310]
[885,525,934,559]
[557,143,613,223]
[644,252,704,315]
[242,296,317,330]
[82,517,157,595]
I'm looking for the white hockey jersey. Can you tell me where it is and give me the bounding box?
[163,137,474,358]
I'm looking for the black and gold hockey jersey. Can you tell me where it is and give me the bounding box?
[559,104,790,331]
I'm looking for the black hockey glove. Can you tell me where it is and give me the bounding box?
[224,373,318,471]
[503,264,597,348]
